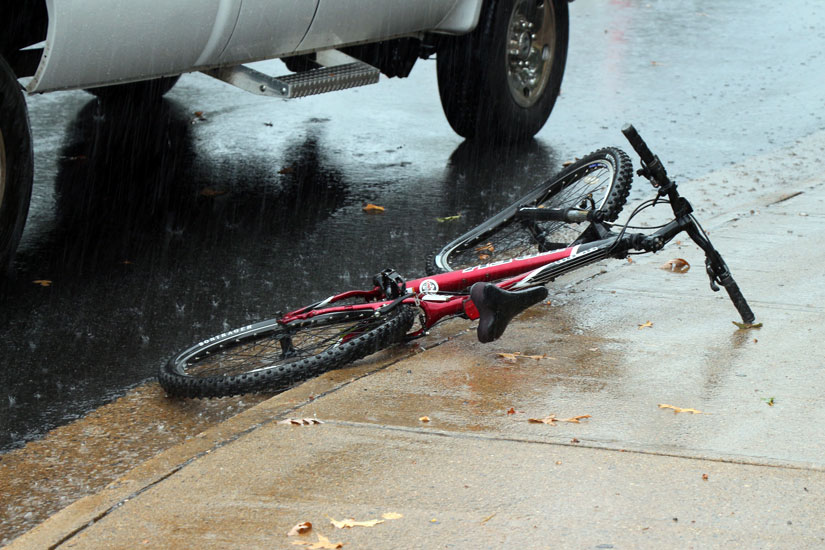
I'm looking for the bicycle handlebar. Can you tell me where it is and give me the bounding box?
[621,124,656,166]
[622,123,672,191]
[718,274,756,324]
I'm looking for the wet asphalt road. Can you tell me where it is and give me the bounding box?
[2,0,824,453]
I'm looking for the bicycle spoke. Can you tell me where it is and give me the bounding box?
[182,317,379,379]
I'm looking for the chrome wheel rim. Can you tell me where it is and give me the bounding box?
[506,0,556,108]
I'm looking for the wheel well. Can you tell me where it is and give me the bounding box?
[1,1,48,77]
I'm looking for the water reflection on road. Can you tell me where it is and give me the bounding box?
[0,87,560,453]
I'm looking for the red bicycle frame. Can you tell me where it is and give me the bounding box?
[277,244,583,338]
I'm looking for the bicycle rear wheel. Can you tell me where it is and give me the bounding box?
[427,147,632,274]
[159,305,415,398]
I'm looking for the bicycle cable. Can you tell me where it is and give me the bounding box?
[606,198,659,255]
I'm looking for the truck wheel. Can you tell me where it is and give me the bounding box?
[0,56,33,272]
[86,75,180,102]
[436,0,568,143]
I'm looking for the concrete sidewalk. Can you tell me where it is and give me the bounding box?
[7,133,825,549]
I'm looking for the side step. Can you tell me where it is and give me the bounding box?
[203,51,380,99]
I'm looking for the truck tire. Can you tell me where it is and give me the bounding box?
[0,55,33,272]
[437,0,568,143]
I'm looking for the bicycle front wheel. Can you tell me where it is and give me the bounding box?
[427,148,632,274]
[159,305,415,398]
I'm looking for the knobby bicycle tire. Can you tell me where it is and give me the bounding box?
[159,305,416,398]
[426,148,632,274]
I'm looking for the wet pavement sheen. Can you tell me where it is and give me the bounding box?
[2,0,825,544]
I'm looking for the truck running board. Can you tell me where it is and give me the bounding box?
[203,52,380,99]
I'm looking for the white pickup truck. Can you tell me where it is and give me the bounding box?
[0,0,570,269]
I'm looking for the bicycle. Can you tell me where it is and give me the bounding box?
[158,125,756,398]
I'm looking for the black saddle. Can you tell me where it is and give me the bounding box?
[470,282,549,343]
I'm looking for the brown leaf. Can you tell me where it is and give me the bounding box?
[292,533,343,549]
[702,473,709,481]
[660,258,691,273]
[329,517,384,529]
[288,522,313,536]
[528,414,591,425]
[279,418,324,425]
[570,438,580,443]
[658,403,704,414]
[32,280,53,287]
[506,407,516,415]
[733,321,763,330]
[638,321,653,329]
[419,416,430,423]
[496,352,546,363]
[362,203,385,213]
[475,243,495,260]
[279,166,295,174]
[199,187,227,197]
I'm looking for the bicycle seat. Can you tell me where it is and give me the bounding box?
[470,283,549,343]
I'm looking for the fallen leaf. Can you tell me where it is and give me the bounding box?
[638,321,653,329]
[627,257,634,264]
[32,280,52,287]
[292,533,343,549]
[363,203,385,213]
[733,321,763,330]
[279,166,295,174]
[570,438,580,443]
[528,414,591,425]
[658,403,705,414]
[496,352,546,363]
[475,243,495,253]
[506,407,516,415]
[763,397,775,406]
[436,214,461,223]
[329,517,384,529]
[278,418,324,425]
[419,416,430,423]
[199,187,227,197]
[288,522,313,536]
[480,513,496,524]
[381,512,403,520]
[660,258,690,273]
[702,473,709,481]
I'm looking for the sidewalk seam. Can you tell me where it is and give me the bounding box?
[327,420,825,473]
[43,329,469,548]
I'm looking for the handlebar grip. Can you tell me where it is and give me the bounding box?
[719,275,756,324]
[621,124,657,166]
